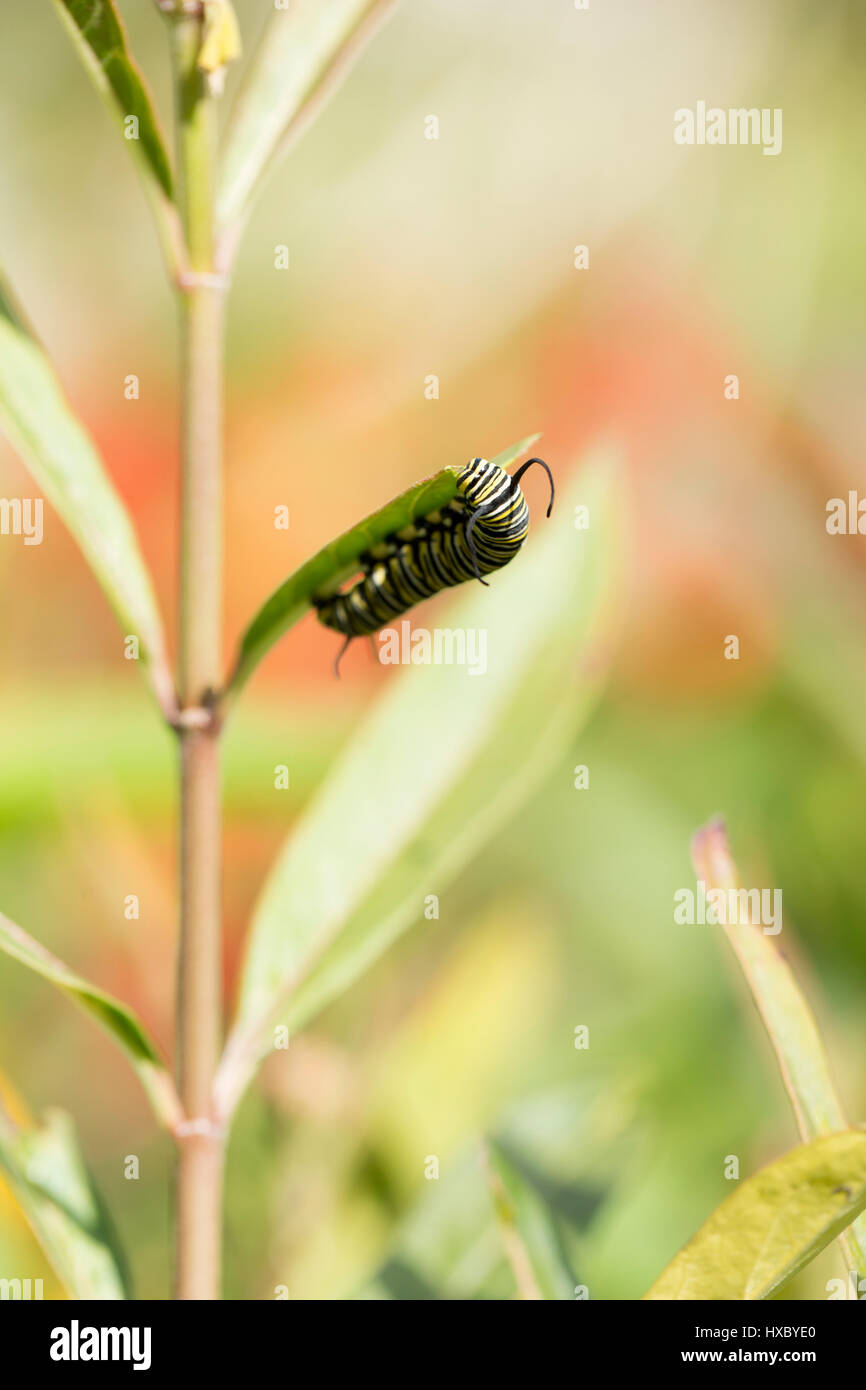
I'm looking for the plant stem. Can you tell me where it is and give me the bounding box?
[171,12,226,1301]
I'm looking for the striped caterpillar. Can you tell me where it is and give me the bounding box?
[313,456,554,672]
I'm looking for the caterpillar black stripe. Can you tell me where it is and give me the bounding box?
[313,456,554,673]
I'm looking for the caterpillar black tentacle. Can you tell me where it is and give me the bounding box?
[333,633,352,679]
[313,454,554,666]
[512,457,555,516]
[463,507,488,586]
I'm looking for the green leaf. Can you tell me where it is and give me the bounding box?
[215,445,624,1115]
[0,1105,130,1299]
[0,292,174,714]
[359,1080,633,1300]
[0,910,180,1131]
[645,1130,866,1300]
[217,0,398,234]
[691,818,866,1279]
[50,0,174,200]
[226,433,540,700]
[53,0,173,197]
[484,1139,578,1300]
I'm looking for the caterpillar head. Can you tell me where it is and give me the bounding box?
[462,455,491,476]
[458,456,498,493]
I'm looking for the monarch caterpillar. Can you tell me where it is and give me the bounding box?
[313,455,555,672]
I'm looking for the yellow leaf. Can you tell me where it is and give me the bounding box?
[645,1130,866,1300]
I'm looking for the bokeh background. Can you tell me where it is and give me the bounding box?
[1,0,865,1298]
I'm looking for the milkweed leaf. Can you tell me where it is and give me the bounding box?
[51,0,174,199]
[0,910,180,1131]
[216,443,625,1115]
[0,1105,131,1300]
[225,434,540,699]
[0,287,174,713]
[645,1130,866,1300]
[218,0,398,233]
